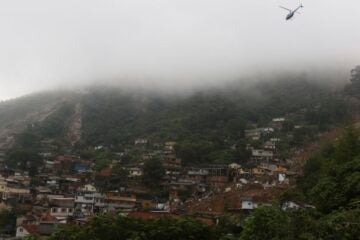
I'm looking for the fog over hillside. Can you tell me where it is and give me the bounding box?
[0,0,359,100]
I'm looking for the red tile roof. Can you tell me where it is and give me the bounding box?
[128,211,172,220]
[21,224,39,236]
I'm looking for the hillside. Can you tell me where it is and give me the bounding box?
[0,74,358,239]
[0,77,349,168]
[79,78,347,165]
[0,92,69,152]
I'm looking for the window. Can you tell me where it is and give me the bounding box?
[19,228,23,232]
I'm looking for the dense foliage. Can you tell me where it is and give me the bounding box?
[0,209,16,236]
[297,127,360,213]
[0,92,67,128]
[6,103,75,174]
[345,65,360,97]
[142,158,165,187]
[49,214,221,240]
[80,78,347,165]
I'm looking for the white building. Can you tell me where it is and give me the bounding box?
[16,225,35,238]
[75,192,106,216]
[241,198,258,210]
[252,149,274,162]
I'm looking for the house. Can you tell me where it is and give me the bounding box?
[164,142,177,151]
[251,149,274,162]
[203,165,229,187]
[259,163,287,173]
[245,128,274,141]
[45,160,55,170]
[37,213,59,235]
[75,186,105,216]
[278,173,287,182]
[16,213,38,226]
[0,183,31,201]
[245,129,262,141]
[282,201,316,210]
[49,197,74,219]
[128,167,143,178]
[251,167,269,175]
[228,163,241,169]
[16,224,38,238]
[187,168,209,183]
[264,141,276,151]
[241,197,257,210]
[282,201,300,210]
[272,118,286,129]
[163,154,182,171]
[272,117,285,122]
[105,191,137,211]
[135,138,148,145]
[80,184,97,193]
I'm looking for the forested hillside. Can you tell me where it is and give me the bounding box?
[1,77,349,169]
[0,92,67,128]
[79,78,347,165]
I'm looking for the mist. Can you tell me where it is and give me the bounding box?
[0,0,359,100]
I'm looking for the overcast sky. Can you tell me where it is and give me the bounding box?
[0,0,359,100]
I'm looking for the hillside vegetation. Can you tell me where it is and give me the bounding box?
[0,92,66,128]
[79,78,347,165]
[1,76,349,170]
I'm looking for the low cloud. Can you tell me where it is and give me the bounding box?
[0,0,359,99]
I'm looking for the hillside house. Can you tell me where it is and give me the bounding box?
[49,197,74,219]
[245,128,274,141]
[105,191,137,212]
[135,138,148,145]
[251,149,274,162]
[0,176,31,201]
[16,224,38,238]
[272,117,286,129]
[263,141,276,151]
[164,141,177,151]
[75,192,105,216]
[240,197,257,210]
[128,167,143,178]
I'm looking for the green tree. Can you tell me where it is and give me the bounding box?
[345,65,360,97]
[0,210,16,235]
[240,206,290,240]
[142,158,165,187]
[94,150,113,171]
[335,126,360,163]
[7,150,42,176]
[49,214,221,240]
[319,208,360,240]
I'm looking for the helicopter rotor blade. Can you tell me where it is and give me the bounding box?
[279,6,292,12]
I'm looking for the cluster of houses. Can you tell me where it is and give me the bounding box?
[0,116,306,238]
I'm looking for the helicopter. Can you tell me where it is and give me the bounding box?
[280,4,303,20]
